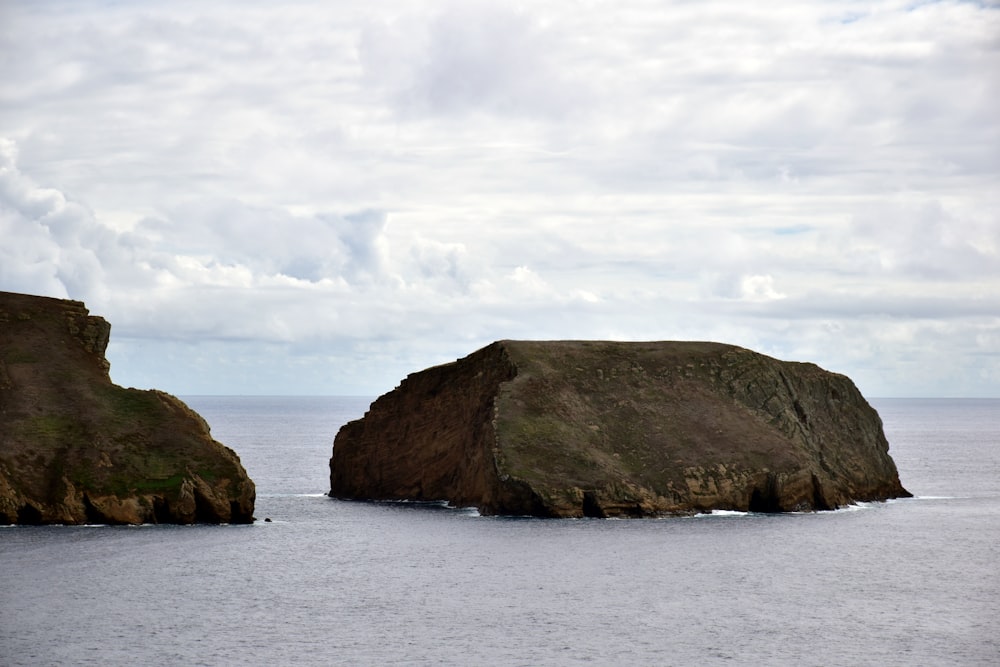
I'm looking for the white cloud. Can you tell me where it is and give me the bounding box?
[0,1,998,397]
[740,275,786,302]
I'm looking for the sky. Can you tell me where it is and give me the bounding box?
[1,0,998,397]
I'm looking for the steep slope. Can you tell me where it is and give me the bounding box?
[0,291,255,525]
[330,340,909,517]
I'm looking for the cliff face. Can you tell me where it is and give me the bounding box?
[0,291,255,525]
[330,340,910,517]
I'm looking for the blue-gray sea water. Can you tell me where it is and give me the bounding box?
[2,397,998,666]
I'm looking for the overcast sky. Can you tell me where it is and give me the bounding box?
[1,0,998,397]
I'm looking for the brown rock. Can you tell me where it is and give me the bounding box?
[0,291,255,525]
[329,340,910,517]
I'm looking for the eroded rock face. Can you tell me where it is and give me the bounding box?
[0,291,255,525]
[330,340,910,517]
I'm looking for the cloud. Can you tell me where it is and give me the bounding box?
[848,199,1000,280]
[740,275,787,302]
[359,2,587,119]
[0,140,405,345]
[134,202,391,284]
[0,138,108,299]
[1,1,998,397]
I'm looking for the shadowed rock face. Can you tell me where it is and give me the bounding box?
[0,291,255,525]
[330,340,910,517]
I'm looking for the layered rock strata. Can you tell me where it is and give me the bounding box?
[330,340,909,517]
[0,291,255,525]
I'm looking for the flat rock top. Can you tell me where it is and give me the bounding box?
[495,341,824,490]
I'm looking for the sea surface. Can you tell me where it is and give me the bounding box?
[2,397,998,666]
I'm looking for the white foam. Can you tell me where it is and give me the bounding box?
[881,495,959,505]
[682,509,751,519]
[835,503,870,512]
[259,492,328,498]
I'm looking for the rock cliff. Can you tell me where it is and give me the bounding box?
[0,291,255,525]
[329,340,910,517]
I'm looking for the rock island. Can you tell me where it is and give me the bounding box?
[329,340,909,517]
[0,291,255,525]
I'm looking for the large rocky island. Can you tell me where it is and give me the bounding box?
[0,291,255,525]
[330,340,910,517]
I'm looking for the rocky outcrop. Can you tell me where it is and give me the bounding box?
[329,340,910,517]
[0,291,255,525]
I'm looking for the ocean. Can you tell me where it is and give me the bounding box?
[1,397,997,666]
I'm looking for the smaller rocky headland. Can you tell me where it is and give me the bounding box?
[0,291,255,525]
[330,340,910,518]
